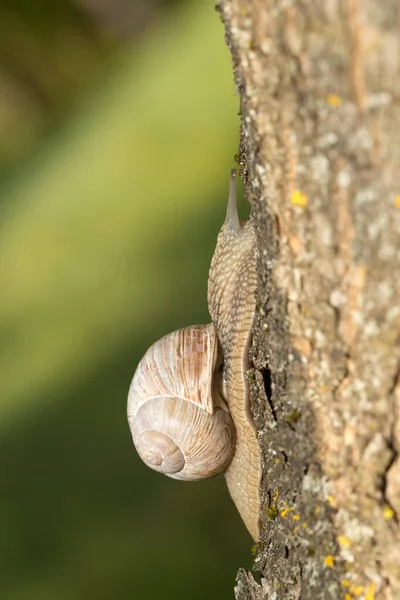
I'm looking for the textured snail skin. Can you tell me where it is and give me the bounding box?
[208,170,261,541]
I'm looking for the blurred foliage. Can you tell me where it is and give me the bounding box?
[0,1,105,166]
[0,0,182,168]
[1,1,253,599]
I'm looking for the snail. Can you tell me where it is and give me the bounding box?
[127,170,262,541]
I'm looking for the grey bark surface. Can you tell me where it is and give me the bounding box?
[218,1,400,599]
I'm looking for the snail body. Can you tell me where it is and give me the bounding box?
[208,171,261,541]
[127,171,261,540]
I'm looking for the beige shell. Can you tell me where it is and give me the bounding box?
[127,324,236,481]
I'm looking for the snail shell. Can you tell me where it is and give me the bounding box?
[127,324,236,481]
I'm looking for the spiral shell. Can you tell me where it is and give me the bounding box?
[127,324,236,481]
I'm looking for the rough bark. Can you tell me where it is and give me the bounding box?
[217,1,400,599]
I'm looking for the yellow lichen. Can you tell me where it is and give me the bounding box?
[344,594,353,600]
[341,580,351,588]
[382,505,395,520]
[365,582,375,600]
[280,508,289,518]
[394,195,400,208]
[338,535,351,548]
[267,505,279,520]
[315,506,321,514]
[352,585,364,596]
[324,555,335,568]
[326,94,342,107]
[293,514,300,521]
[290,189,308,207]
[327,495,337,507]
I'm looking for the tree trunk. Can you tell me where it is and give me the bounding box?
[217,1,400,598]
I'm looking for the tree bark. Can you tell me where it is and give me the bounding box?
[217,1,400,598]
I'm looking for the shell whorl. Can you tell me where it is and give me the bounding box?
[127,324,236,481]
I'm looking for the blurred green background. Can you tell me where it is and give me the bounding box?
[0,1,254,598]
